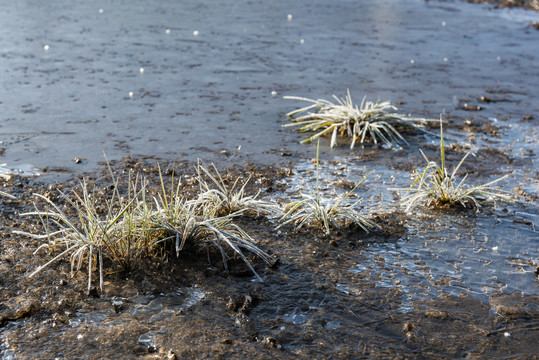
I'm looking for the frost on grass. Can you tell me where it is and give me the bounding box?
[0,173,15,199]
[394,118,512,211]
[278,142,378,235]
[195,161,280,217]
[14,162,277,292]
[284,89,434,149]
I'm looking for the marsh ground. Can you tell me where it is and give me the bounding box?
[1,0,538,358]
[0,157,537,359]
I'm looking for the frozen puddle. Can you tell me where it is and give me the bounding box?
[137,287,205,349]
[0,163,40,177]
[281,157,537,313]
[56,287,205,352]
[274,156,409,212]
[67,287,205,330]
[347,204,538,312]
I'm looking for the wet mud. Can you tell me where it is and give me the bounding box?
[464,0,539,11]
[1,0,538,359]
[1,156,537,359]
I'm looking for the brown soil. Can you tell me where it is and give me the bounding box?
[1,157,537,359]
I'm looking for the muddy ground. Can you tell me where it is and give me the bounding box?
[464,0,539,11]
[1,0,538,358]
[1,153,538,359]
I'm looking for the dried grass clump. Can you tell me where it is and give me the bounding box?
[0,173,15,199]
[278,142,378,235]
[394,119,511,211]
[15,162,276,293]
[284,90,433,149]
[195,161,280,217]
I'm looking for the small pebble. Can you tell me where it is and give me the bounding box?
[287,14,293,21]
[165,28,171,34]
[129,91,134,98]
[262,336,279,348]
[193,30,199,36]
[410,59,415,64]
[300,38,304,44]
[43,44,49,51]
[139,67,144,74]
[99,8,104,14]
[271,91,277,97]
[441,21,446,26]
[492,246,499,251]
[504,332,511,337]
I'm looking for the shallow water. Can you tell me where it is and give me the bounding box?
[281,156,538,309]
[1,0,537,175]
[1,0,538,358]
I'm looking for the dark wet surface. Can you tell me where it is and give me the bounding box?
[469,0,539,11]
[1,0,538,176]
[1,0,539,359]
